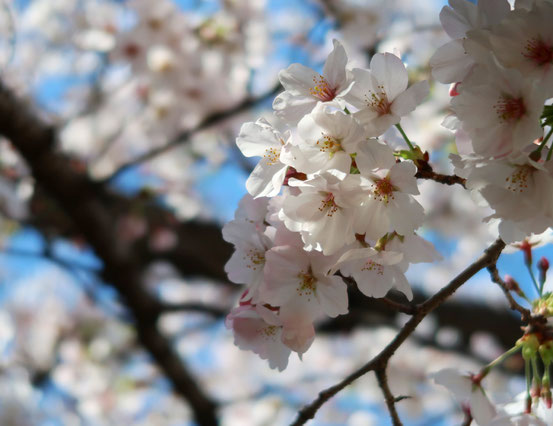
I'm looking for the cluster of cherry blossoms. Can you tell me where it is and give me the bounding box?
[224,40,442,371]
[431,0,553,244]
[426,1,553,424]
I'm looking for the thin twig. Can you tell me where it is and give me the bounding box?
[375,367,402,426]
[291,238,505,426]
[487,264,532,323]
[102,83,282,184]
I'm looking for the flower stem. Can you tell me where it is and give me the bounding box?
[480,345,521,377]
[527,263,541,297]
[395,123,415,152]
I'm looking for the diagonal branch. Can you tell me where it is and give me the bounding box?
[291,238,505,426]
[0,80,218,426]
[102,83,282,183]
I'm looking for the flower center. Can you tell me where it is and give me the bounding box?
[523,37,553,67]
[364,86,391,115]
[506,165,534,193]
[244,249,265,270]
[372,177,395,203]
[316,133,342,154]
[297,270,317,299]
[494,95,526,123]
[319,193,339,216]
[261,325,279,338]
[309,75,336,102]
[263,147,280,165]
[362,260,384,275]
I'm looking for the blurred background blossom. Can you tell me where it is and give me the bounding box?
[0,0,545,424]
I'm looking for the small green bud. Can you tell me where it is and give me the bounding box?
[521,334,540,360]
[540,341,553,365]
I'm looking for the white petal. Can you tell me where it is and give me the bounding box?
[390,81,429,117]
[370,53,408,101]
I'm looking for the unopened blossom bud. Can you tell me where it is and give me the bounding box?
[449,82,460,97]
[519,334,540,360]
[504,274,524,297]
[519,240,533,268]
[540,341,553,365]
[539,257,550,286]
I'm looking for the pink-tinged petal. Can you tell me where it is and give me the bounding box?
[356,140,396,173]
[279,63,321,95]
[478,0,511,27]
[469,387,497,425]
[430,40,475,84]
[370,53,408,101]
[281,315,315,354]
[431,368,472,400]
[236,120,281,158]
[225,249,258,285]
[389,161,419,195]
[355,200,390,240]
[246,161,287,199]
[354,266,396,298]
[322,39,348,89]
[440,0,478,39]
[316,276,349,317]
[394,234,443,264]
[388,193,425,235]
[390,80,429,117]
[390,267,412,300]
[346,68,380,109]
[364,113,401,138]
[272,91,318,124]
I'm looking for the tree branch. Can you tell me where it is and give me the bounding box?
[0,80,218,426]
[375,367,402,426]
[487,264,532,323]
[291,238,505,425]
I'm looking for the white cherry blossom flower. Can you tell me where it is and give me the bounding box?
[451,62,545,157]
[353,157,424,241]
[226,304,291,371]
[222,220,274,302]
[452,153,553,242]
[432,368,497,425]
[429,0,511,83]
[282,102,365,174]
[236,118,291,198]
[273,39,353,123]
[261,245,348,320]
[332,243,408,299]
[489,1,553,96]
[345,52,429,137]
[279,170,363,255]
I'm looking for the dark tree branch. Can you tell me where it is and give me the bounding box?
[415,168,466,187]
[102,82,282,183]
[0,80,218,426]
[375,367,402,426]
[291,238,505,426]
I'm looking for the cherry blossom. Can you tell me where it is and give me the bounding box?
[451,62,545,158]
[226,304,291,371]
[345,52,429,137]
[236,118,291,198]
[432,368,497,425]
[273,39,352,123]
[429,0,511,83]
[261,245,348,320]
